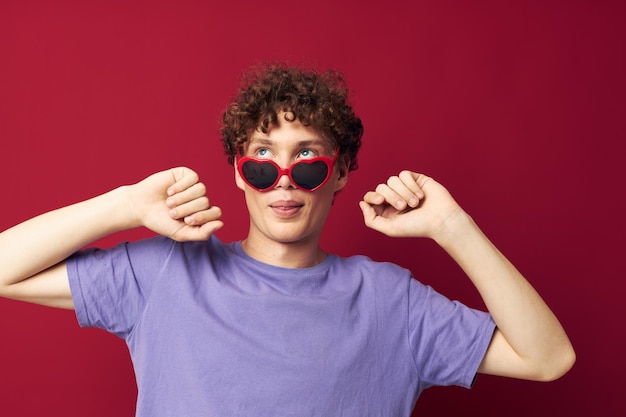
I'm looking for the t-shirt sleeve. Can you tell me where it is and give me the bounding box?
[67,236,176,338]
[407,277,496,390]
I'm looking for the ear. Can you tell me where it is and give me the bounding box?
[333,154,350,192]
[234,163,246,191]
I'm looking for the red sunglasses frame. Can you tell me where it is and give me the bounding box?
[236,148,340,192]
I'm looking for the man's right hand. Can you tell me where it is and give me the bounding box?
[129,167,224,242]
[0,167,224,308]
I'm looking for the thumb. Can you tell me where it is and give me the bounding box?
[359,200,383,231]
[171,220,224,242]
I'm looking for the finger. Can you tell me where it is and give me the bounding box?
[196,219,224,238]
[167,167,200,196]
[398,170,424,196]
[183,206,223,226]
[362,190,385,206]
[386,176,417,209]
[358,200,390,234]
[396,171,424,208]
[358,200,378,228]
[375,182,407,211]
[166,182,208,208]
[169,196,211,220]
[412,172,432,189]
[172,219,224,242]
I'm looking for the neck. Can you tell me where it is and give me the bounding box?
[241,235,327,268]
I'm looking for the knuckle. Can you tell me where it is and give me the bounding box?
[188,170,199,181]
[388,176,404,188]
[205,205,222,219]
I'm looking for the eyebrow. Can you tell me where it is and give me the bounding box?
[248,138,326,147]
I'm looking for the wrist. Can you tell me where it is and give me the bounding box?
[431,209,478,249]
[100,185,142,232]
[117,184,146,230]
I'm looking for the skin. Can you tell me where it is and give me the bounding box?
[234,116,348,268]
[0,116,574,382]
[360,171,575,380]
[0,168,222,309]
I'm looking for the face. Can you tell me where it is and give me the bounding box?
[235,114,349,248]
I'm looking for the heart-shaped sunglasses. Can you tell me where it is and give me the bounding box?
[237,148,339,192]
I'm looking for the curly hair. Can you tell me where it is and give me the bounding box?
[220,64,363,171]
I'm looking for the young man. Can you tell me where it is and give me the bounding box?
[0,65,574,416]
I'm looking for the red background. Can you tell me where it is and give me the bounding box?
[1,0,624,415]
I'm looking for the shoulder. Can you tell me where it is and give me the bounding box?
[334,254,411,277]
[330,254,415,293]
[126,234,228,256]
[69,235,230,270]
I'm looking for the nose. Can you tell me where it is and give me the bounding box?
[274,168,296,189]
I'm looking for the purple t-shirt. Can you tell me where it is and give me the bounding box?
[67,235,495,417]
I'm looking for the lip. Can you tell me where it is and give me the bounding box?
[269,199,304,218]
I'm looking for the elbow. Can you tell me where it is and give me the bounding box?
[535,344,576,382]
[0,282,12,299]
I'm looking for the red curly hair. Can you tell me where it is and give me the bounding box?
[220,64,363,171]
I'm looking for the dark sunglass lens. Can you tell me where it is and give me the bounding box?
[242,161,278,190]
[291,161,329,190]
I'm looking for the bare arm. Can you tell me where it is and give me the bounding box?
[359,171,575,381]
[0,167,223,309]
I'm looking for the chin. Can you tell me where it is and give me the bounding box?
[266,227,318,245]
[270,233,310,244]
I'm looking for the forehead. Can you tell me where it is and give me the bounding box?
[249,118,332,149]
